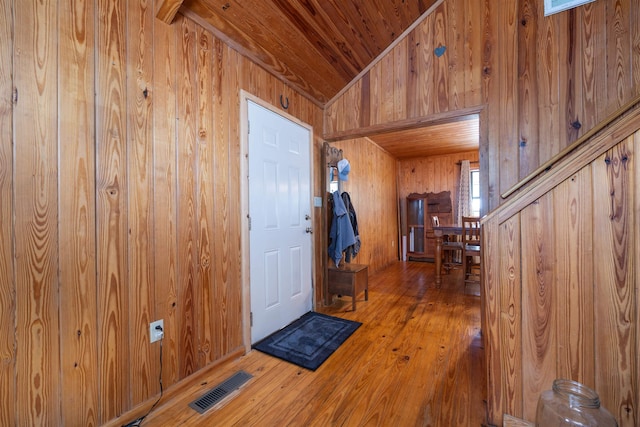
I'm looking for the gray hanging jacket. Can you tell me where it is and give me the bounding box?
[328,191,356,267]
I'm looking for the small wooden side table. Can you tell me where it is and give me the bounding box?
[327,263,369,311]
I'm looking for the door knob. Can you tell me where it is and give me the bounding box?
[305,214,311,220]
[305,227,313,234]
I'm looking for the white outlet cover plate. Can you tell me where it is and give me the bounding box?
[150,319,164,343]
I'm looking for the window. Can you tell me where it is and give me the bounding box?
[544,0,595,16]
[470,169,480,217]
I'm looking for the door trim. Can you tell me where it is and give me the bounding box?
[239,90,316,353]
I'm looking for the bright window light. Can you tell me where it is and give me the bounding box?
[470,169,480,217]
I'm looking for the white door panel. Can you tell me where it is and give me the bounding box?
[249,100,312,343]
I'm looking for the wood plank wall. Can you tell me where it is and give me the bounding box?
[0,1,323,425]
[325,0,640,214]
[327,145,479,277]
[397,151,478,260]
[0,0,14,426]
[482,111,640,426]
[3,0,639,425]
[397,150,479,207]
[325,0,640,426]
[330,138,399,274]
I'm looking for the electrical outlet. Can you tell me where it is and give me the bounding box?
[150,319,164,343]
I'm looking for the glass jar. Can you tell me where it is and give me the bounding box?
[536,379,617,426]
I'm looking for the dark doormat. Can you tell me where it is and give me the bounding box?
[252,311,362,371]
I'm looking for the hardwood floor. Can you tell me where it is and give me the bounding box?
[137,261,486,426]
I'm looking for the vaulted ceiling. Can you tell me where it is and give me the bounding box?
[158,0,478,157]
[165,0,438,105]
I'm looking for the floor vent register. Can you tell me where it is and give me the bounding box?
[188,370,253,414]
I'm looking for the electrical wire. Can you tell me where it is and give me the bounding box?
[122,336,164,427]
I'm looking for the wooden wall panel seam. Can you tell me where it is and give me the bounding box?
[176,16,198,378]
[498,216,522,420]
[213,38,233,360]
[0,0,16,424]
[195,26,214,367]
[127,0,156,407]
[58,0,99,423]
[14,0,62,424]
[591,140,636,425]
[152,11,180,390]
[13,1,61,425]
[96,0,130,420]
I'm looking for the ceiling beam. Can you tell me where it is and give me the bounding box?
[156,0,184,24]
[323,105,484,142]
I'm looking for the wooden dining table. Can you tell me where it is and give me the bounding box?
[432,224,464,287]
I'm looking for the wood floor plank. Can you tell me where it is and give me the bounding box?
[134,261,486,426]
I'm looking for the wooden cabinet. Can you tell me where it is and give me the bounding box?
[407,193,427,258]
[407,191,452,260]
[327,263,369,311]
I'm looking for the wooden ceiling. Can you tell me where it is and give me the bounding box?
[159,0,477,159]
[170,0,439,105]
[368,116,479,159]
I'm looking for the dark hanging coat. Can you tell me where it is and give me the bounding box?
[328,191,356,267]
[341,192,361,263]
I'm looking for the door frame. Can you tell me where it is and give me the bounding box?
[239,90,316,353]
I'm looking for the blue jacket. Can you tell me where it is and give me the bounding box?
[328,191,356,267]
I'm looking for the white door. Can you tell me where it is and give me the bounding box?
[248,100,312,344]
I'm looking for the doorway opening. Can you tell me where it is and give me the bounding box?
[239,91,315,350]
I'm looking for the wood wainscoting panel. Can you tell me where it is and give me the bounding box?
[591,139,636,427]
[0,0,14,423]
[552,167,595,386]
[223,45,244,364]
[220,35,238,354]
[176,15,200,379]
[520,192,557,421]
[127,0,157,408]
[95,0,130,420]
[195,26,214,368]
[636,130,640,427]
[13,0,62,425]
[211,36,232,364]
[58,0,99,424]
[517,0,540,180]
[2,4,324,425]
[152,9,180,388]
[498,215,522,420]
[482,116,640,426]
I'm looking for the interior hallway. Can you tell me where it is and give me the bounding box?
[124,261,486,426]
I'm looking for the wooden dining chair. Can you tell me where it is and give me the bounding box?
[461,216,481,286]
[433,216,463,274]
